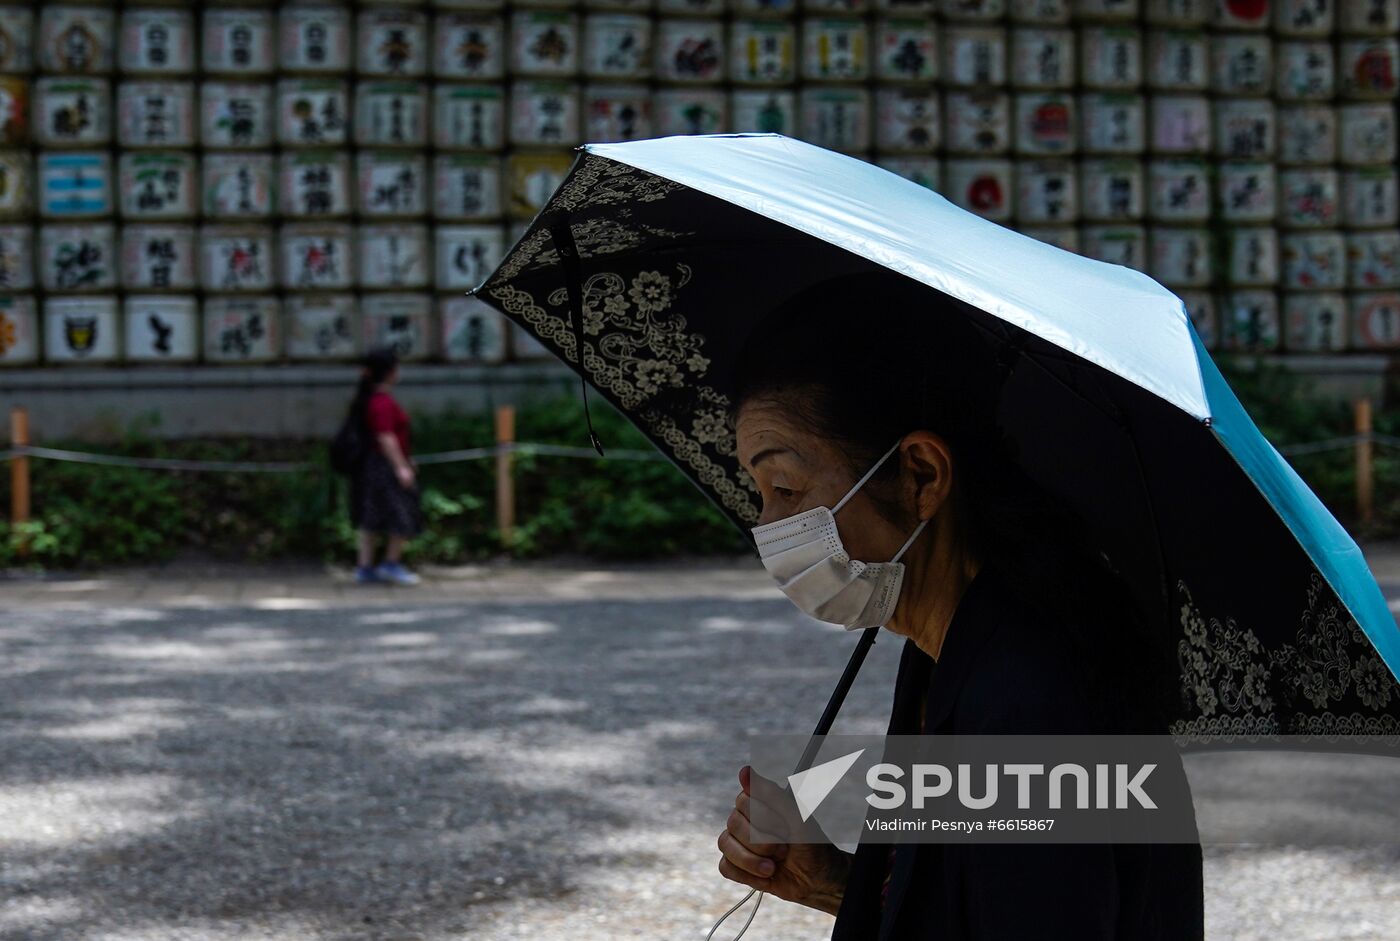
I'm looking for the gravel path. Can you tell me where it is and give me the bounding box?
[3,557,1400,940]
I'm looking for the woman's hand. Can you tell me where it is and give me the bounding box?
[395,464,416,490]
[717,765,851,916]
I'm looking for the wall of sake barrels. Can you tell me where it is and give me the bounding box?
[0,0,1394,374]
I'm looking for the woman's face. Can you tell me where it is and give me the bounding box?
[735,397,915,564]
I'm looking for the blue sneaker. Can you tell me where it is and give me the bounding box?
[354,565,379,584]
[374,562,421,586]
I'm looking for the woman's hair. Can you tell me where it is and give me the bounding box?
[728,269,1178,732]
[351,346,399,420]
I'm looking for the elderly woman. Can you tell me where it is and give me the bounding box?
[715,271,1203,939]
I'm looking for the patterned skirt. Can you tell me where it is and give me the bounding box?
[348,450,424,537]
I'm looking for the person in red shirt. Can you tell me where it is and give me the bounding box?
[347,347,423,585]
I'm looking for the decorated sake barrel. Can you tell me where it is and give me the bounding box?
[34,78,111,148]
[280,223,355,291]
[582,14,651,79]
[730,20,797,84]
[1080,224,1148,268]
[1018,226,1079,252]
[1147,31,1208,91]
[1342,167,1400,228]
[1274,0,1333,35]
[199,225,274,292]
[202,9,275,75]
[876,20,938,83]
[1278,167,1340,227]
[728,89,795,135]
[874,155,941,190]
[200,82,273,149]
[433,154,504,221]
[1214,98,1275,159]
[120,9,195,75]
[435,224,505,291]
[279,6,353,74]
[1177,289,1215,348]
[1216,162,1276,222]
[1148,158,1210,220]
[940,0,1007,20]
[875,87,940,152]
[1347,231,1400,289]
[438,0,507,11]
[1214,0,1271,29]
[279,151,350,218]
[508,10,578,77]
[285,293,357,360]
[799,87,871,153]
[1149,94,1211,152]
[508,81,579,147]
[586,0,653,12]
[1219,290,1281,351]
[0,7,34,73]
[0,295,38,365]
[945,158,1014,221]
[202,152,274,219]
[1079,92,1146,153]
[37,151,109,219]
[355,82,429,147]
[38,6,114,74]
[1149,226,1212,286]
[1079,27,1142,90]
[276,80,349,148]
[1015,159,1078,222]
[1012,28,1075,89]
[653,88,728,136]
[1339,104,1398,166]
[117,81,196,149]
[1276,104,1336,164]
[433,85,507,150]
[124,295,198,362]
[1015,93,1076,155]
[0,78,27,148]
[357,151,427,217]
[942,26,1006,87]
[1077,0,1140,19]
[0,224,31,290]
[654,19,725,84]
[1280,231,1346,290]
[1225,226,1279,285]
[583,83,654,142]
[44,296,119,363]
[1283,292,1348,351]
[660,0,727,13]
[441,295,507,364]
[118,152,195,220]
[203,295,280,362]
[359,224,430,289]
[358,10,429,77]
[801,18,870,81]
[1274,41,1333,100]
[0,152,31,219]
[1212,33,1273,96]
[1339,0,1400,34]
[39,223,116,292]
[1079,157,1144,219]
[1337,39,1400,99]
[945,91,1011,154]
[432,13,506,80]
[1145,0,1209,24]
[1010,0,1071,21]
[120,224,196,291]
[1350,292,1400,349]
[506,152,574,218]
[362,293,434,361]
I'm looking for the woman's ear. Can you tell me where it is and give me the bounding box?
[900,432,955,522]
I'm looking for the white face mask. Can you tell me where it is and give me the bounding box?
[750,439,929,630]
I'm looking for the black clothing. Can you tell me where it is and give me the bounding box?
[348,449,424,536]
[830,560,1204,941]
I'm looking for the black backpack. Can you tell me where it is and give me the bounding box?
[329,408,369,475]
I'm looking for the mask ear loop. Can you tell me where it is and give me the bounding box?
[832,438,904,516]
[704,887,763,941]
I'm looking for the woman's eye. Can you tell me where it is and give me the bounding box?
[773,486,796,499]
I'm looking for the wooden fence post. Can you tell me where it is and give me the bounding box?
[10,407,29,557]
[1356,397,1374,528]
[495,405,516,550]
